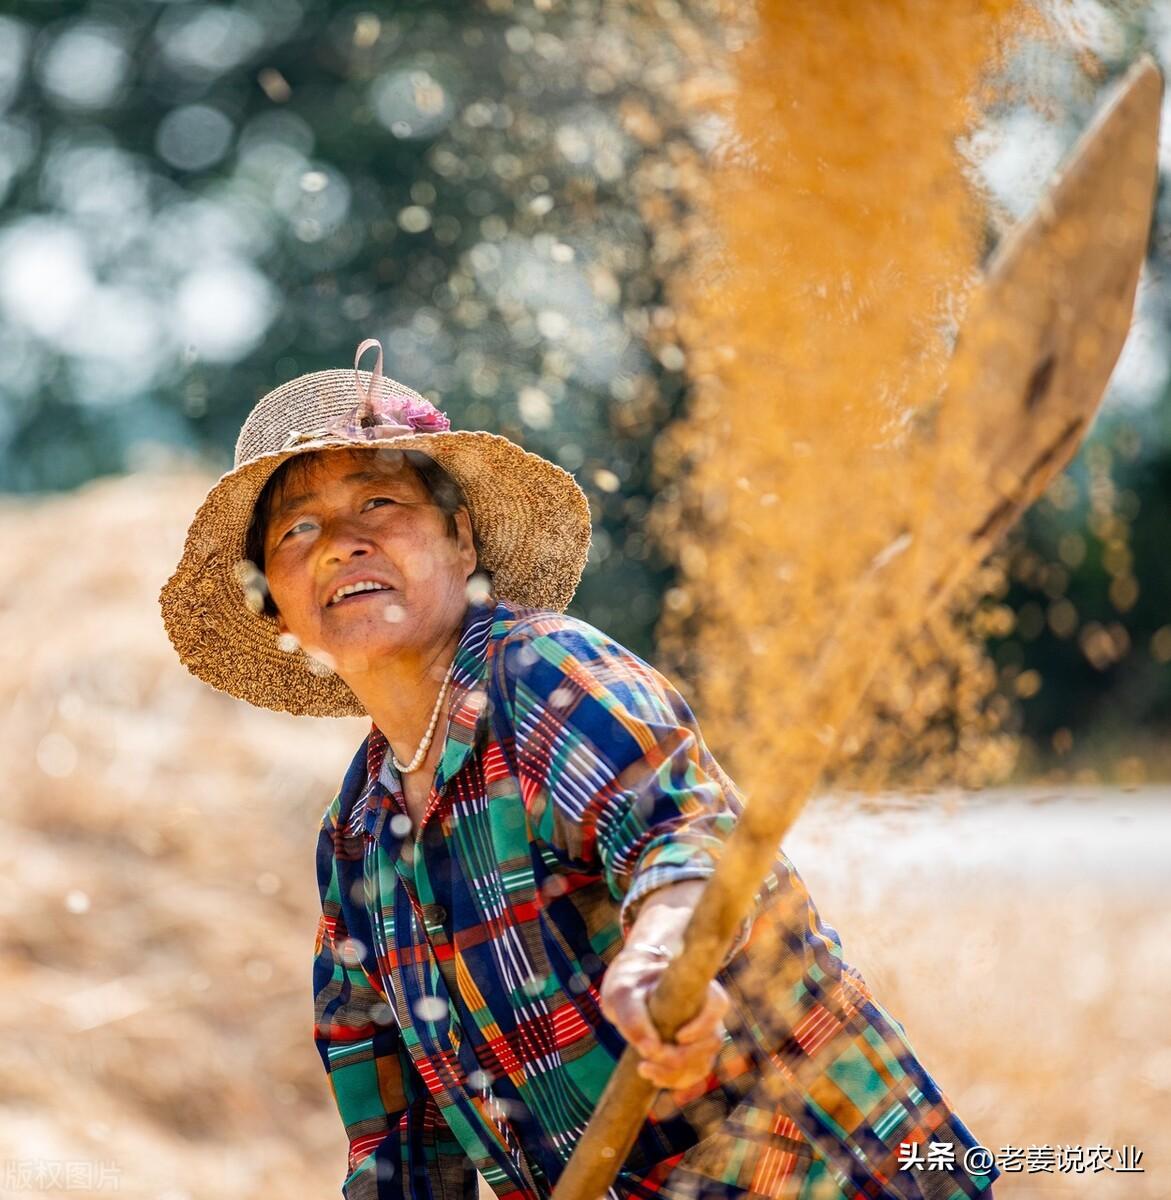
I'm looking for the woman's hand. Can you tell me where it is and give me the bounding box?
[599,944,730,1091]
[598,879,730,1092]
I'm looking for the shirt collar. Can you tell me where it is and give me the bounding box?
[354,595,497,840]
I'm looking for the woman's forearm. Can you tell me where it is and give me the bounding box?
[624,878,708,955]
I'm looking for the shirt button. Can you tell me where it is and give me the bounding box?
[422,904,447,926]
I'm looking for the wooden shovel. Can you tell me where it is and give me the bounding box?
[552,54,1163,1200]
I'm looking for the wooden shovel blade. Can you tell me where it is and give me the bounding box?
[923,54,1162,611]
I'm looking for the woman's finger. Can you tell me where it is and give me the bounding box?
[636,1037,723,1088]
[673,982,730,1045]
[601,983,662,1055]
[638,1031,724,1067]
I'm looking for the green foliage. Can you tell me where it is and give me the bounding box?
[993,407,1171,768]
[0,0,711,656]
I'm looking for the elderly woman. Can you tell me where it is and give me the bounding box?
[161,341,998,1200]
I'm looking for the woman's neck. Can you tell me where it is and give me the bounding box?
[349,628,462,769]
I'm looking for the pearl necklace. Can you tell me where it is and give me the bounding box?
[391,660,456,773]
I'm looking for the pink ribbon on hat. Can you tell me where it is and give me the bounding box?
[282,338,451,450]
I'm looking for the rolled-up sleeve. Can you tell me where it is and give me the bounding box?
[494,616,747,935]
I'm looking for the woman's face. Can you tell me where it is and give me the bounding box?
[260,447,477,679]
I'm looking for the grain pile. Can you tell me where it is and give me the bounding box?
[0,463,367,1198]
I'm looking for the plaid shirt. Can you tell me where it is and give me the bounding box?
[313,597,999,1199]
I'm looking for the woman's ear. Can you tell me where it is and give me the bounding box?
[455,507,478,578]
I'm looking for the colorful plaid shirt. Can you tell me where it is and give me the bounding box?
[312,596,999,1199]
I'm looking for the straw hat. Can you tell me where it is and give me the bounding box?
[159,338,592,718]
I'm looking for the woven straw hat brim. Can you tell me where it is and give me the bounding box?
[159,430,592,717]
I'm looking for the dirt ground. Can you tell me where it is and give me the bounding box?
[1,468,1166,1198]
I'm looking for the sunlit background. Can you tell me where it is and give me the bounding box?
[1,1,1169,1197]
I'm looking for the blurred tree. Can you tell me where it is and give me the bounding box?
[0,0,726,657]
[992,407,1171,776]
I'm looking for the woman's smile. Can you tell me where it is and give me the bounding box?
[324,579,399,608]
[327,588,396,609]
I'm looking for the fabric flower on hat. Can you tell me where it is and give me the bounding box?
[312,388,452,444]
[396,394,451,432]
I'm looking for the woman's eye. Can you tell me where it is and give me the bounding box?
[280,520,315,541]
[363,496,397,510]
